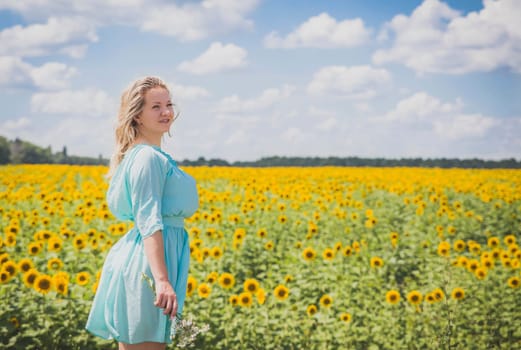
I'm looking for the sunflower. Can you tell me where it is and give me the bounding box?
[319,294,333,308]
[322,248,335,261]
[488,237,500,248]
[17,258,34,273]
[202,247,211,258]
[8,316,20,328]
[508,276,520,288]
[211,246,223,259]
[437,241,450,257]
[206,271,218,284]
[47,237,63,252]
[2,260,18,277]
[302,247,316,261]
[23,268,39,288]
[187,275,197,296]
[474,267,487,280]
[385,290,400,305]
[229,294,239,306]
[273,285,290,301]
[341,246,353,257]
[257,228,267,238]
[244,278,260,293]
[467,258,481,271]
[481,257,494,269]
[340,312,352,323]
[502,258,512,268]
[53,276,69,295]
[505,235,516,246]
[234,228,246,241]
[389,232,399,240]
[265,241,274,251]
[198,283,211,298]
[407,290,422,305]
[73,234,87,250]
[456,256,468,268]
[469,243,481,255]
[28,242,42,255]
[0,271,11,284]
[47,257,63,271]
[370,257,384,268]
[256,288,266,305]
[75,272,90,286]
[34,274,53,294]
[432,288,445,301]
[284,274,293,283]
[451,287,465,300]
[218,272,235,289]
[238,292,253,307]
[4,233,16,247]
[454,240,466,252]
[425,293,436,304]
[307,304,317,316]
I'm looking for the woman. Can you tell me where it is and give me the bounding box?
[86,76,199,350]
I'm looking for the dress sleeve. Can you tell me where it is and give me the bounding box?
[128,148,166,239]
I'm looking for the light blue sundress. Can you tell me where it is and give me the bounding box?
[85,144,198,344]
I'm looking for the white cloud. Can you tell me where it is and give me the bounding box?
[386,92,463,122]
[177,42,248,74]
[264,12,371,48]
[380,92,497,139]
[373,0,521,74]
[433,113,497,139]
[281,127,306,144]
[30,63,77,90]
[0,56,32,87]
[0,56,76,90]
[216,85,294,113]
[142,0,258,41]
[316,117,338,131]
[307,65,391,99]
[0,0,259,42]
[0,17,98,58]
[31,88,115,117]
[1,117,31,131]
[308,106,338,130]
[168,82,210,102]
[0,114,114,158]
[225,129,248,145]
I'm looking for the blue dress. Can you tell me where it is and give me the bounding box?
[85,144,198,344]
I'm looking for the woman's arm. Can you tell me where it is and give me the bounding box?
[143,230,178,320]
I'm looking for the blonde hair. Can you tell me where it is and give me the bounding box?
[108,76,173,177]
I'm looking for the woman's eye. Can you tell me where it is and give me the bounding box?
[152,105,160,109]
[167,103,173,107]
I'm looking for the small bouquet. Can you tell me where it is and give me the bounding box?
[142,273,209,348]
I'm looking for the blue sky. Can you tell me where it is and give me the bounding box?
[0,0,520,161]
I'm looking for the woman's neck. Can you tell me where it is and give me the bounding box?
[134,136,161,148]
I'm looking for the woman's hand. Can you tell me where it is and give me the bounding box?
[154,279,178,320]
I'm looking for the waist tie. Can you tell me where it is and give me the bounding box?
[162,216,185,228]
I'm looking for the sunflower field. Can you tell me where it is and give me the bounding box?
[0,164,520,349]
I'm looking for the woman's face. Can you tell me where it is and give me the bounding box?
[137,87,174,137]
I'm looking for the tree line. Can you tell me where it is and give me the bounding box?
[0,135,519,168]
[0,136,107,166]
[180,155,521,168]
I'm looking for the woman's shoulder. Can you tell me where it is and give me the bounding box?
[128,144,178,175]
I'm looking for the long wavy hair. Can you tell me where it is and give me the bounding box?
[108,76,173,177]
